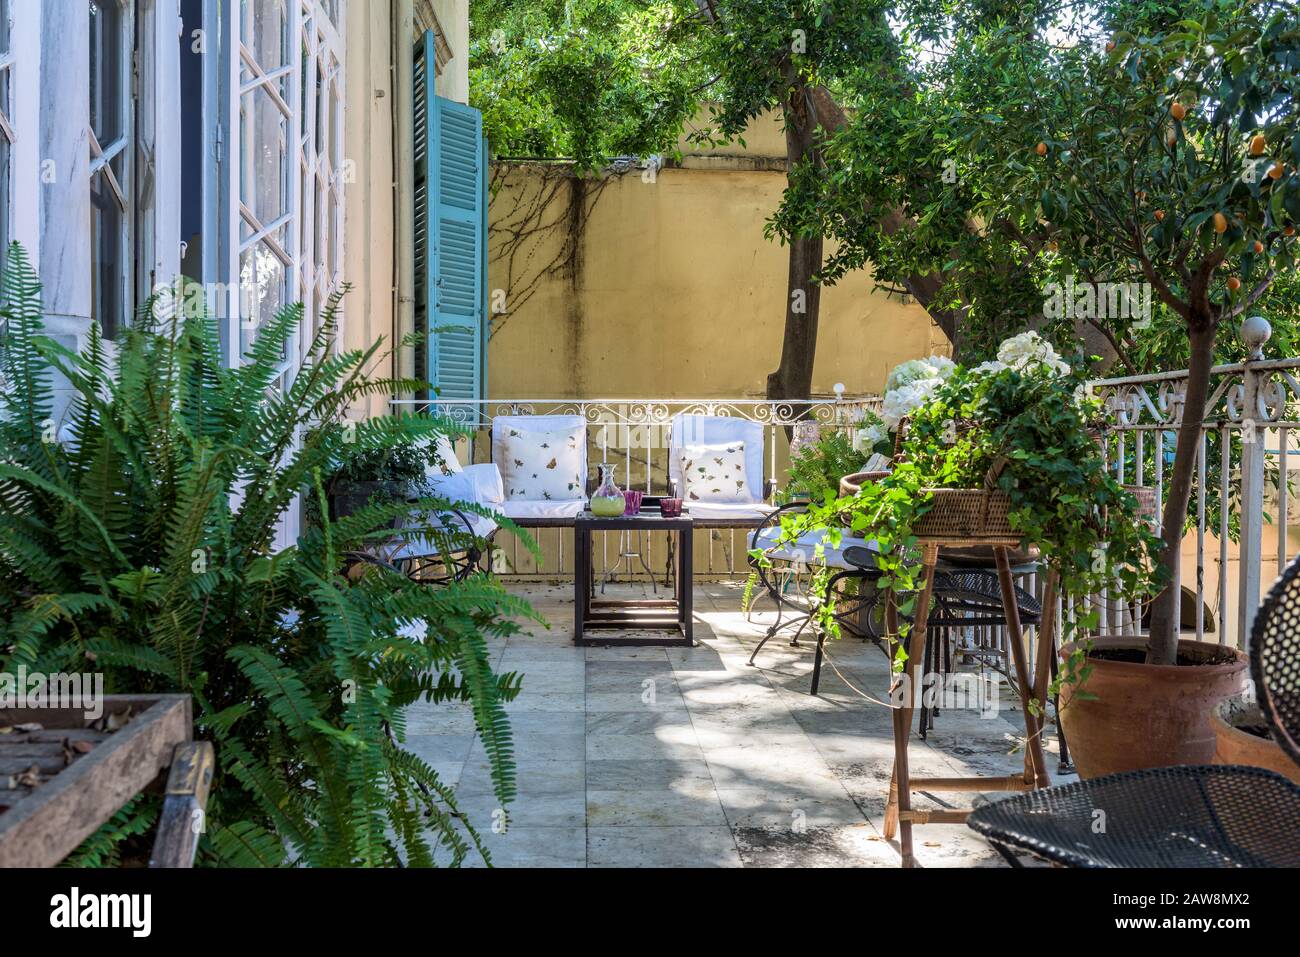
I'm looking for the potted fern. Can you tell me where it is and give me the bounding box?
[0,245,536,866]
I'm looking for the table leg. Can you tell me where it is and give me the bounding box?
[994,547,1050,789]
[681,527,693,644]
[574,525,587,644]
[891,542,939,868]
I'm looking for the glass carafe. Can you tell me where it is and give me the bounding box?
[589,463,626,516]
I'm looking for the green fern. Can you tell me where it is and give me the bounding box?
[0,242,539,866]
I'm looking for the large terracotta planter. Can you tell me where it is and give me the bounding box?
[1059,637,1247,779]
[1212,693,1300,784]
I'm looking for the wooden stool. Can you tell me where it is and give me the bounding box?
[882,489,1059,867]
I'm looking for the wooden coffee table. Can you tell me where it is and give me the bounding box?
[573,510,693,647]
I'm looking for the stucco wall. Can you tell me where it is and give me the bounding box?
[486,160,950,400]
[342,0,470,415]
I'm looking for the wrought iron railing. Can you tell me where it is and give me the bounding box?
[1088,316,1288,647]
[389,396,879,578]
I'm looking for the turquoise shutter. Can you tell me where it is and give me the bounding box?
[413,30,486,410]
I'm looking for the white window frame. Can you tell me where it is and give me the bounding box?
[0,0,14,259]
[298,0,345,359]
[225,0,345,548]
[4,0,39,265]
[134,0,182,301]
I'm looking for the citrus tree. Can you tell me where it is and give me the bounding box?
[977,2,1300,662]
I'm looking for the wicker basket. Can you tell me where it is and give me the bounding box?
[911,487,1018,543]
[838,471,889,528]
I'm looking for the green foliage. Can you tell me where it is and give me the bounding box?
[779,429,864,504]
[784,347,1165,661]
[471,0,709,171]
[0,244,538,866]
[61,795,161,868]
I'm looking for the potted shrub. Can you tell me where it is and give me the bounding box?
[319,437,446,526]
[779,428,865,505]
[794,334,1163,723]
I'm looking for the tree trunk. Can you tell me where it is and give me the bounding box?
[1146,318,1217,665]
[767,81,823,407]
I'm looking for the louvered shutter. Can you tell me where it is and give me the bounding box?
[413,30,486,410]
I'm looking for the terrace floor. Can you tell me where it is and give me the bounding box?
[408,581,1071,867]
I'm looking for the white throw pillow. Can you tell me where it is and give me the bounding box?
[496,426,585,501]
[679,441,751,504]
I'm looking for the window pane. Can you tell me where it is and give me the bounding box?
[91,171,123,339]
[89,0,123,146]
[89,0,127,339]
[238,242,287,356]
[241,0,289,73]
[240,85,290,230]
[179,0,204,284]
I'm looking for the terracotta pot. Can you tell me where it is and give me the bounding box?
[838,471,888,529]
[1212,693,1300,784]
[839,471,887,497]
[1059,637,1247,779]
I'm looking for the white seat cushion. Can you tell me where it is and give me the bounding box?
[500,498,586,521]
[684,501,777,522]
[409,466,502,545]
[749,526,879,570]
[458,463,505,505]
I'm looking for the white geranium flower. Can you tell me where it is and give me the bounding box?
[854,423,886,452]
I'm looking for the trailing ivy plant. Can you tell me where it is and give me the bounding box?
[768,334,1166,678]
[0,244,538,866]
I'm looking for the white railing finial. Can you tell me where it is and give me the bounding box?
[1242,315,1272,361]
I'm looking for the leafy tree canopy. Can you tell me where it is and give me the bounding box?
[471,0,1300,372]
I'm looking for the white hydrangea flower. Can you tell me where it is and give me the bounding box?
[995,331,1071,375]
[885,359,935,393]
[884,354,956,392]
[926,354,957,379]
[880,377,941,430]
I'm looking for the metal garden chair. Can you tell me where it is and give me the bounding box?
[966,553,1300,868]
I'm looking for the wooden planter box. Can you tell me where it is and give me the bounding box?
[0,694,210,868]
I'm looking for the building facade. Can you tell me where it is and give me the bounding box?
[0,0,487,416]
[0,0,488,541]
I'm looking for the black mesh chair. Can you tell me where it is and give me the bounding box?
[967,554,1300,868]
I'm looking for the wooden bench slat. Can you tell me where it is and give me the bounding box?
[0,755,71,775]
[0,695,191,868]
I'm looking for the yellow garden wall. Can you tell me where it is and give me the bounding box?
[486,158,950,400]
